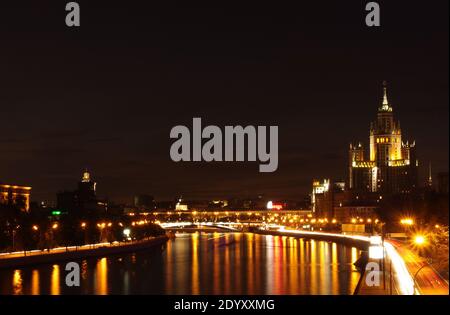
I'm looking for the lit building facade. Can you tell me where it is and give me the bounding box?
[311,179,345,218]
[0,183,31,211]
[349,82,418,194]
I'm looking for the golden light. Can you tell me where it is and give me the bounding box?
[400,218,414,226]
[32,225,39,231]
[435,224,440,229]
[81,222,87,228]
[351,218,357,224]
[332,219,337,224]
[97,223,106,229]
[414,235,426,246]
[52,223,58,230]
[107,222,112,227]
[367,218,372,223]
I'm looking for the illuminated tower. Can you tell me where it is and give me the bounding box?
[78,169,97,200]
[348,82,418,194]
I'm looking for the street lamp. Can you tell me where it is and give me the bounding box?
[414,235,426,246]
[123,228,131,241]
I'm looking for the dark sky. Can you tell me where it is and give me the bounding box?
[0,1,448,204]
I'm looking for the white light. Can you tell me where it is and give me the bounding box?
[266,201,273,210]
[370,235,382,245]
[123,228,131,236]
[369,245,384,259]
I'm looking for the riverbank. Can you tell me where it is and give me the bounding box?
[0,236,168,269]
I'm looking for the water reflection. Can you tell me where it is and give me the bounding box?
[51,265,60,295]
[31,270,40,295]
[0,233,361,295]
[13,270,22,295]
[95,258,108,295]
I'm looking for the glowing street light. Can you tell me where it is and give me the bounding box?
[32,225,39,231]
[52,223,58,230]
[81,222,87,228]
[400,218,414,226]
[123,228,131,237]
[414,235,426,246]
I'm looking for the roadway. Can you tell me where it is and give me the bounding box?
[388,239,449,295]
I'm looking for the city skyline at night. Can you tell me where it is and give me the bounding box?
[0,1,448,303]
[0,1,448,204]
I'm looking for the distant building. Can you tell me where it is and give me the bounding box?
[311,178,381,222]
[0,183,31,211]
[311,179,345,218]
[56,169,107,216]
[134,194,155,210]
[348,82,418,194]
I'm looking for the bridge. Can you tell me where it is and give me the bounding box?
[133,209,326,230]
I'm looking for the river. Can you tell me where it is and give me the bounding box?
[0,232,362,295]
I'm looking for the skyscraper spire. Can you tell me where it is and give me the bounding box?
[382,80,388,106]
[380,80,393,112]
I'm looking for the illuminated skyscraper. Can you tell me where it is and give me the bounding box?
[348,82,418,194]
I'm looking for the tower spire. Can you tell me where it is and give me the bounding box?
[380,80,392,112]
[382,80,388,106]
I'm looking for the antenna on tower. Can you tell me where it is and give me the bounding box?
[428,162,433,187]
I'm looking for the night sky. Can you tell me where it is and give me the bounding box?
[0,1,448,204]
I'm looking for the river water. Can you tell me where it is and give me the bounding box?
[0,232,361,295]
